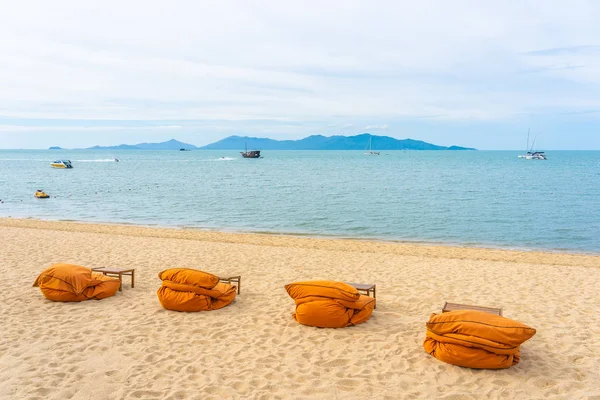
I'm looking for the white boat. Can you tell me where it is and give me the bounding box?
[50,160,73,168]
[364,136,380,155]
[518,151,547,160]
[518,130,547,160]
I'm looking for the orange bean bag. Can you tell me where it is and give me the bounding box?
[33,263,120,302]
[157,268,237,312]
[285,281,376,328]
[423,310,536,369]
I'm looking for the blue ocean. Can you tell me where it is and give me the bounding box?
[1,149,599,253]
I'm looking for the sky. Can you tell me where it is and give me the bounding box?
[1,1,600,150]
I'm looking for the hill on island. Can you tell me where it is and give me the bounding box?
[199,134,475,150]
[80,135,475,151]
[86,139,197,150]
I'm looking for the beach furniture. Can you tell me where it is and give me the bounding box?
[157,268,237,312]
[285,281,376,328]
[442,301,502,316]
[423,310,536,369]
[33,263,120,302]
[92,267,135,291]
[346,282,376,308]
[218,275,241,294]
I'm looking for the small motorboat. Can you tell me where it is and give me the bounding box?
[51,160,73,168]
[35,190,50,198]
[114,158,119,162]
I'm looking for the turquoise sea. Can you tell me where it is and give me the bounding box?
[0,150,599,253]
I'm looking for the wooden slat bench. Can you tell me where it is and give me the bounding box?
[442,302,502,316]
[346,282,376,308]
[92,267,135,291]
[219,275,241,294]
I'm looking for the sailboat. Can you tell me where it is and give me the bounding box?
[240,142,261,158]
[518,129,547,160]
[364,136,380,155]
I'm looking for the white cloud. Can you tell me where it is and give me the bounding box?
[364,124,388,130]
[0,125,182,132]
[1,1,600,148]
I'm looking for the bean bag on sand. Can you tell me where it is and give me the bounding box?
[157,268,236,312]
[424,310,536,369]
[285,281,376,328]
[33,263,120,302]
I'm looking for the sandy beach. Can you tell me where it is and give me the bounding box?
[0,217,598,399]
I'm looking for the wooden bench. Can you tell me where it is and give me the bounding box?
[346,282,376,308]
[92,267,135,291]
[219,275,241,294]
[442,302,502,316]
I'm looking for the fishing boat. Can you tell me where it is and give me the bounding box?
[240,143,261,158]
[50,160,73,168]
[364,135,380,155]
[518,129,547,160]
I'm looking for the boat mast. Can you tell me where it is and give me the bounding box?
[526,128,530,153]
[530,135,537,152]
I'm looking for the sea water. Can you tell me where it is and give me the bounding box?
[0,149,598,253]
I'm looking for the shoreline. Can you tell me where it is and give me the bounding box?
[1,217,598,268]
[0,215,600,256]
[3,213,597,256]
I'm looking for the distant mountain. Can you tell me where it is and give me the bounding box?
[81,135,474,151]
[87,139,197,150]
[447,145,473,150]
[48,146,63,150]
[199,134,475,151]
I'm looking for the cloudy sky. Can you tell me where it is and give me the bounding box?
[1,0,600,149]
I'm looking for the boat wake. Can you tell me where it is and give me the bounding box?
[216,157,236,161]
[75,159,119,162]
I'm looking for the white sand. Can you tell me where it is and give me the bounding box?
[0,218,599,399]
